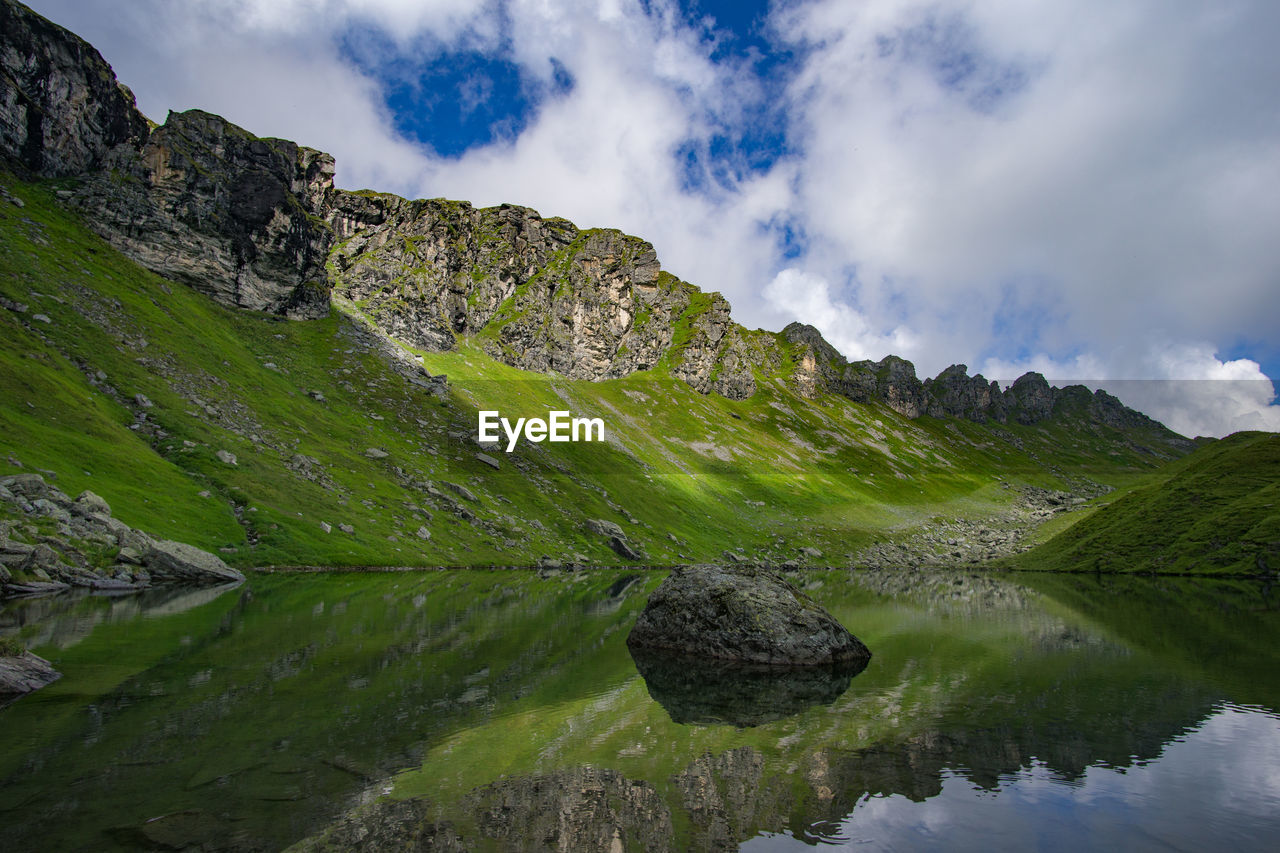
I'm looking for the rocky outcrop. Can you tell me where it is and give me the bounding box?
[1,0,1192,443]
[329,189,759,395]
[786,324,930,416]
[783,322,1192,445]
[0,0,149,177]
[1,1,333,318]
[924,363,1006,422]
[0,648,60,702]
[627,565,871,665]
[1,472,245,597]
[70,109,335,318]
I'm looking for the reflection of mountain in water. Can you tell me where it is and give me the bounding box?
[629,647,867,726]
[300,767,675,852]
[846,568,1038,613]
[295,677,1220,853]
[0,582,243,650]
[6,570,1276,852]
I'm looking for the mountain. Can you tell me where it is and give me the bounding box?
[0,0,1216,574]
[1013,431,1279,575]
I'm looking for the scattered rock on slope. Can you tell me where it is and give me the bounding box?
[585,518,645,561]
[627,565,871,665]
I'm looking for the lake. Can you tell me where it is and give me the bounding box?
[1,569,1278,851]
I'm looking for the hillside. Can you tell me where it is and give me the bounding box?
[1013,432,1280,575]
[0,0,1205,575]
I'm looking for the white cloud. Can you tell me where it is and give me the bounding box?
[764,268,919,363]
[20,0,1280,437]
[981,342,1280,437]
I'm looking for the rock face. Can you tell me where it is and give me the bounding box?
[327,190,765,397]
[0,0,333,318]
[0,472,245,597]
[627,565,871,665]
[0,0,1189,441]
[0,0,149,176]
[783,321,1189,441]
[71,109,335,318]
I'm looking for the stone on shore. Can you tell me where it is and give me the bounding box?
[0,650,61,700]
[143,540,245,583]
[626,565,871,665]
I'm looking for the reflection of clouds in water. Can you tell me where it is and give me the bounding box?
[743,704,1280,852]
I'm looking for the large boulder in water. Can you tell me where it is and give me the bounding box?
[626,565,871,665]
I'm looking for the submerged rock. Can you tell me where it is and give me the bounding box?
[626,565,871,665]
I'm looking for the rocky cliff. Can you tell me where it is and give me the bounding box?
[1,0,333,318]
[0,0,148,176]
[327,189,764,396]
[71,108,335,318]
[0,0,1188,437]
[783,321,1184,435]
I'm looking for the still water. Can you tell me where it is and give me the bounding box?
[1,569,1278,851]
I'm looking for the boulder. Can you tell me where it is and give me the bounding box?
[627,565,871,666]
[586,519,645,561]
[0,473,51,501]
[73,490,112,517]
[0,650,61,700]
[143,540,245,583]
[608,536,644,561]
[586,519,626,539]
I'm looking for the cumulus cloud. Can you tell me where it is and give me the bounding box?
[764,269,918,362]
[765,0,1280,434]
[21,0,1280,436]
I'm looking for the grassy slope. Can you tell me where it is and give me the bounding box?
[0,171,1191,569]
[1011,431,1280,574]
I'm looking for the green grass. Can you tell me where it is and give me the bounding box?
[0,170,1203,570]
[1011,431,1280,575]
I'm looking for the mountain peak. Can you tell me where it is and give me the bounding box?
[0,0,1187,445]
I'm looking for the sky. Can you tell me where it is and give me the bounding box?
[26,0,1280,437]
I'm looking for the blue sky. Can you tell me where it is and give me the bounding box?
[23,0,1280,436]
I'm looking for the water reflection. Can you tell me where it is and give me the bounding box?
[0,570,1277,852]
[0,581,244,650]
[629,647,867,727]
[745,703,1280,852]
